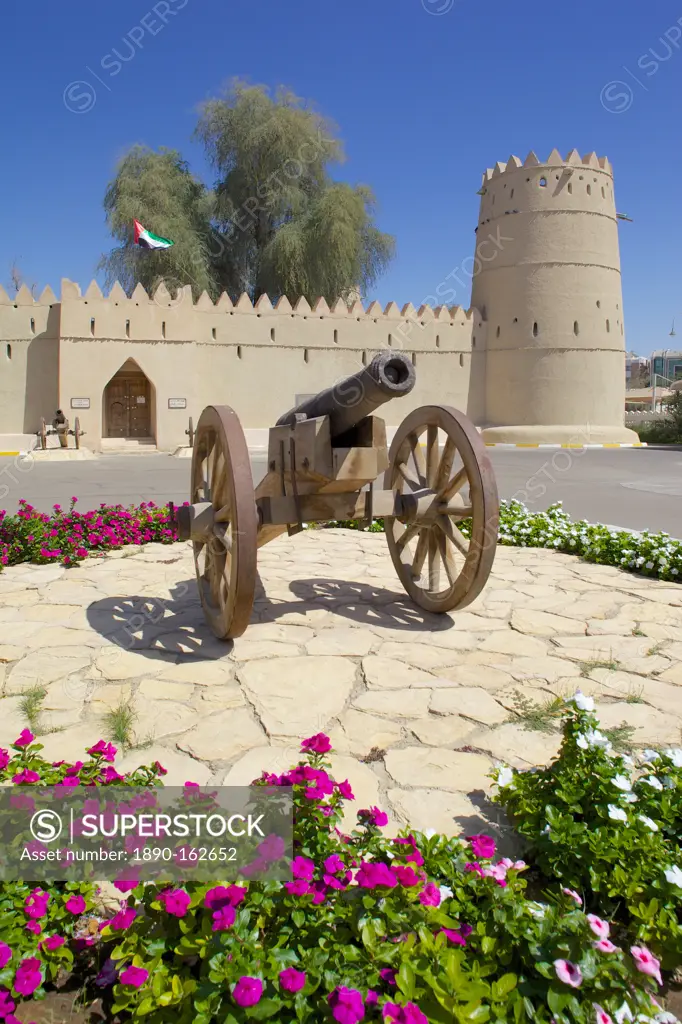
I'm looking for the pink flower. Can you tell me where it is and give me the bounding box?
[394,865,421,887]
[359,806,388,826]
[0,945,11,969]
[212,905,236,931]
[593,1007,613,1024]
[337,780,355,800]
[419,882,441,906]
[324,854,346,875]
[257,834,285,861]
[630,946,663,986]
[554,960,582,988]
[204,885,246,910]
[65,895,86,915]
[159,889,191,918]
[587,914,610,940]
[0,750,9,770]
[153,760,168,776]
[328,986,364,1024]
[119,966,148,988]
[58,776,80,787]
[13,729,34,749]
[291,856,316,882]
[301,733,332,754]
[464,862,484,878]
[562,887,582,905]
[24,889,49,919]
[440,928,467,946]
[108,906,137,930]
[25,922,41,935]
[355,861,398,888]
[284,880,312,897]
[279,967,306,992]
[12,770,40,785]
[383,1003,429,1024]
[467,833,496,859]
[13,957,42,996]
[87,740,117,762]
[41,935,65,952]
[113,878,139,894]
[0,990,15,1017]
[100,767,124,784]
[233,977,263,1007]
[379,969,397,986]
[593,939,618,954]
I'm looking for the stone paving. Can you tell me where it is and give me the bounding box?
[0,530,682,846]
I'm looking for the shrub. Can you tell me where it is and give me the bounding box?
[491,693,682,970]
[0,497,177,569]
[0,730,675,1022]
[0,730,168,1017]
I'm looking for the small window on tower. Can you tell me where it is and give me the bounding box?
[539,177,547,187]
[532,322,539,337]
[568,183,573,194]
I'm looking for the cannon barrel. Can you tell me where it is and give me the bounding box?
[275,351,416,439]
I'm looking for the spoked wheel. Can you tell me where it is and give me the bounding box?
[74,417,82,449]
[191,406,258,639]
[385,405,499,614]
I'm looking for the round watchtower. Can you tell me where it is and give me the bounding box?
[471,149,638,444]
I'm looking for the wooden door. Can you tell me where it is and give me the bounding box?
[127,378,150,437]
[105,376,151,438]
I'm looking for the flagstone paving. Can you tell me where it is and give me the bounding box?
[1,530,682,847]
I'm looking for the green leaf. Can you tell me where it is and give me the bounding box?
[397,961,416,1001]
[247,997,283,1019]
[492,973,517,1000]
[292,910,305,929]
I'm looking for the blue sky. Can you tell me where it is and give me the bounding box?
[1,0,680,356]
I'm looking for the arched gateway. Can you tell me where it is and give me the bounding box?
[103,359,155,440]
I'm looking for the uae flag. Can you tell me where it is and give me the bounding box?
[134,220,174,250]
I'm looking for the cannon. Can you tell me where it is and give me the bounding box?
[175,352,499,640]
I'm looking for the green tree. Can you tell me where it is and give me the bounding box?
[98,147,220,299]
[99,80,395,304]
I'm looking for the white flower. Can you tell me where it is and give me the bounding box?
[541,824,551,835]
[664,865,682,888]
[654,1011,679,1023]
[576,733,589,750]
[645,561,654,570]
[608,804,628,821]
[613,774,632,791]
[621,755,634,769]
[623,792,638,803]
[527,901,547,918]
[385,850,394,859]
[638,815,658,831]
[643,776,663,791]
[438,885,453,901]
[641,749,660,763]
[569,690,595,712]
[664,776,675,790]
[615,1004,634,1024]
[664,748,682,768]
[581,728,613,753]
[496,766,515,788]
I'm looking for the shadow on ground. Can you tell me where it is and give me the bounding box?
[85,577,455,659]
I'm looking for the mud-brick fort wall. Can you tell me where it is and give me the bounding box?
[0,280,484,451]
[0,149,638,450]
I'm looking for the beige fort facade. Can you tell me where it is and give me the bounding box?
[0,149,638,452]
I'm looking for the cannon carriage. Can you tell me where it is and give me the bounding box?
[175,352,499,640]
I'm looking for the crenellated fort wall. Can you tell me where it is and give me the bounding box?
[0,149,637,451]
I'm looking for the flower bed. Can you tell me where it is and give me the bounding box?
[0,729,679,1023]
[492,694,682,971]
[0,497,680,584]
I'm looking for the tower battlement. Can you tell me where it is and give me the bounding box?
[481,149,612,185]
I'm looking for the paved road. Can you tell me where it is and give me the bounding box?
[0,449,680,537]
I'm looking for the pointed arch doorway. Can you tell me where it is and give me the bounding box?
[103,359,155,439]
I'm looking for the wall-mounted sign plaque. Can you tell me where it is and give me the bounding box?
[168,398,187,409]
[70,398,90,409]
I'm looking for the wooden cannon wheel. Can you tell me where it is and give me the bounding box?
[38,418,47,450]
[190,406,258,640]
[73,417,82,449]
[384,405,499,614]
[186,416,194,448]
